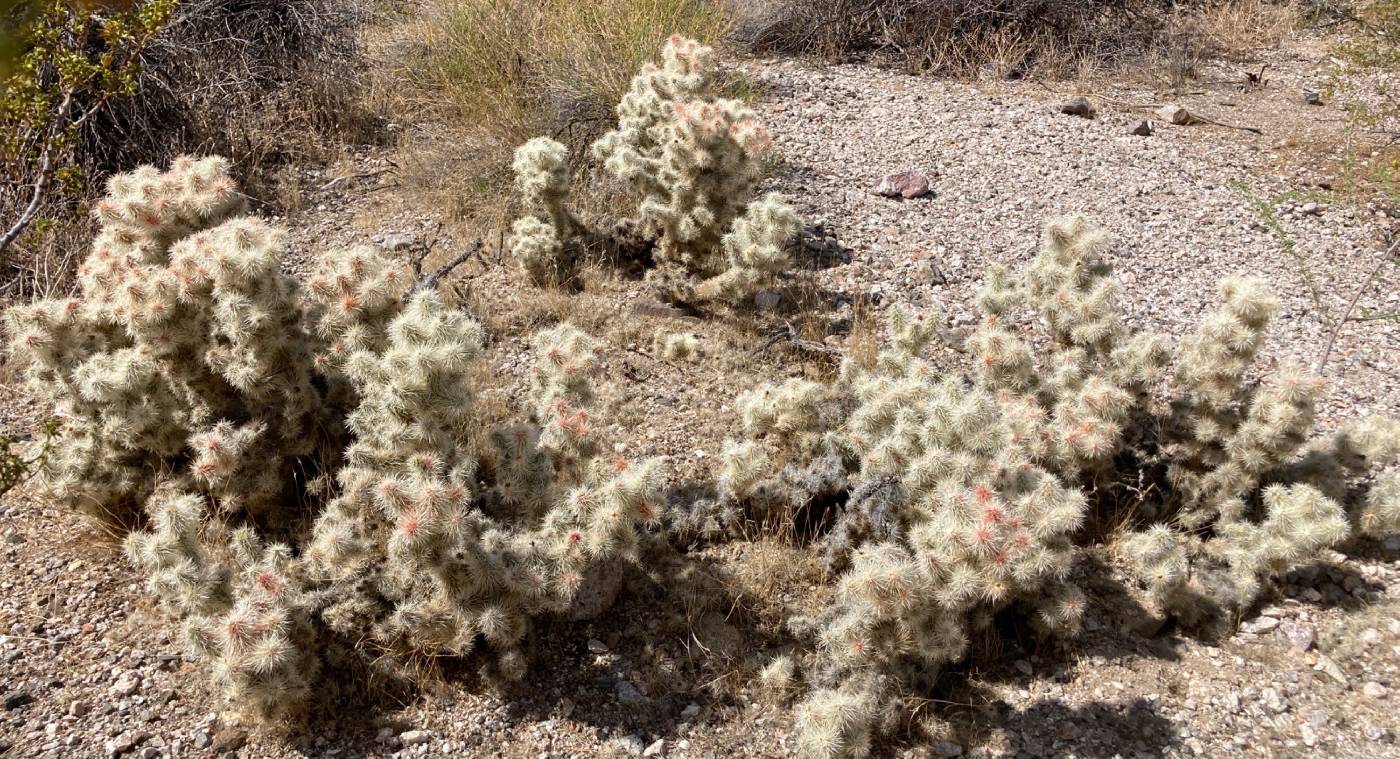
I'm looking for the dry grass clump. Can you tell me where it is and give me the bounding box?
[372,0,731,226]
[737,0,1299,79]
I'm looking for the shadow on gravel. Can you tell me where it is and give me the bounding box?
[987,696,1179,757]
[1277,558,1386,612]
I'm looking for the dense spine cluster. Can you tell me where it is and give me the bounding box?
[508,35,800,304]
[6,158,664,723]
[711,217,1400,756]
[4,156,326,525]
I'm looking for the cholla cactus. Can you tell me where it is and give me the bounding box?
[7,156,667,722]
[712,216,1400,756]
[655,331,701,362]
[307,289,662,678]
[968,216,1164,476]
[3,157,328,524]
[509,138,583,286]
[125,490,318,722]
[508,35,799,304]
[958,217,1398,626]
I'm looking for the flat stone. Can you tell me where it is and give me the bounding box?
[874,170,932,199]
[932,739,964,757]
[1241,616,1280,634]
[399,729,431,746]
[111,672,141,697]
[2,692,33,710]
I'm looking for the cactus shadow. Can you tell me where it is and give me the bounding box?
[948,694,1182,758]
[483,553,773,747]
[1274,557,1386,613]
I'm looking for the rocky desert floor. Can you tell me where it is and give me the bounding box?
[2,32,1399,759]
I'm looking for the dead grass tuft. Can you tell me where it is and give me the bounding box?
[371,0,731,230]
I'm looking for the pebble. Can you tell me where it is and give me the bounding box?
[1361,682,1388,699]
[616,680,645,705]
[1241,616,1280,634]
[643,738,667,756]
[111,672,142,697]
[400,729,431,746]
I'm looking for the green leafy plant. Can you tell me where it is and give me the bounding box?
[1,0,177,260]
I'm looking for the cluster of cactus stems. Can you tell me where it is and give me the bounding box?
[509,35,800,303]
[7,152,1400,750]
[715,217,1399,757]
[4,156,328,525]
[5,158,662,723]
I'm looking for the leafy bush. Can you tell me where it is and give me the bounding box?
[6,157,662,722]
[716,216,1400,757]
[509,36,799,304]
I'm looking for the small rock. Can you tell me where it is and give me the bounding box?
[68,700,88,717]
[1281,622,1315,652]
[1060,96,1096,119]
[1362,682,1388,699]
[1131,120,1155,136]
[1303,91,1323,106]
[616,680,645,705]
[643,738,667,757]
[210,728,247,754]
[1156,104,1192,126]
[1315,656,1349,686]
[1301,722,1318,747]
[1241,616,1279,634]
[1014,659,1032,676]
[1359,628,1382,645]
[399,729,431,746]
[618,735,646,755]
[1300,202,1321,216]
[111,672,142,697]
[874,170,932,199]
[192,730,210,749]
[104,732,148,757]
[680,703,702,720]
[586,639,609,654]
[754,290,781,310]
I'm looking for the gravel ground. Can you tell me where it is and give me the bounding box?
[2,33,1399,759]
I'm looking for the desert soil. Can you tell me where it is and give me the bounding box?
[1,33,1398,759]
